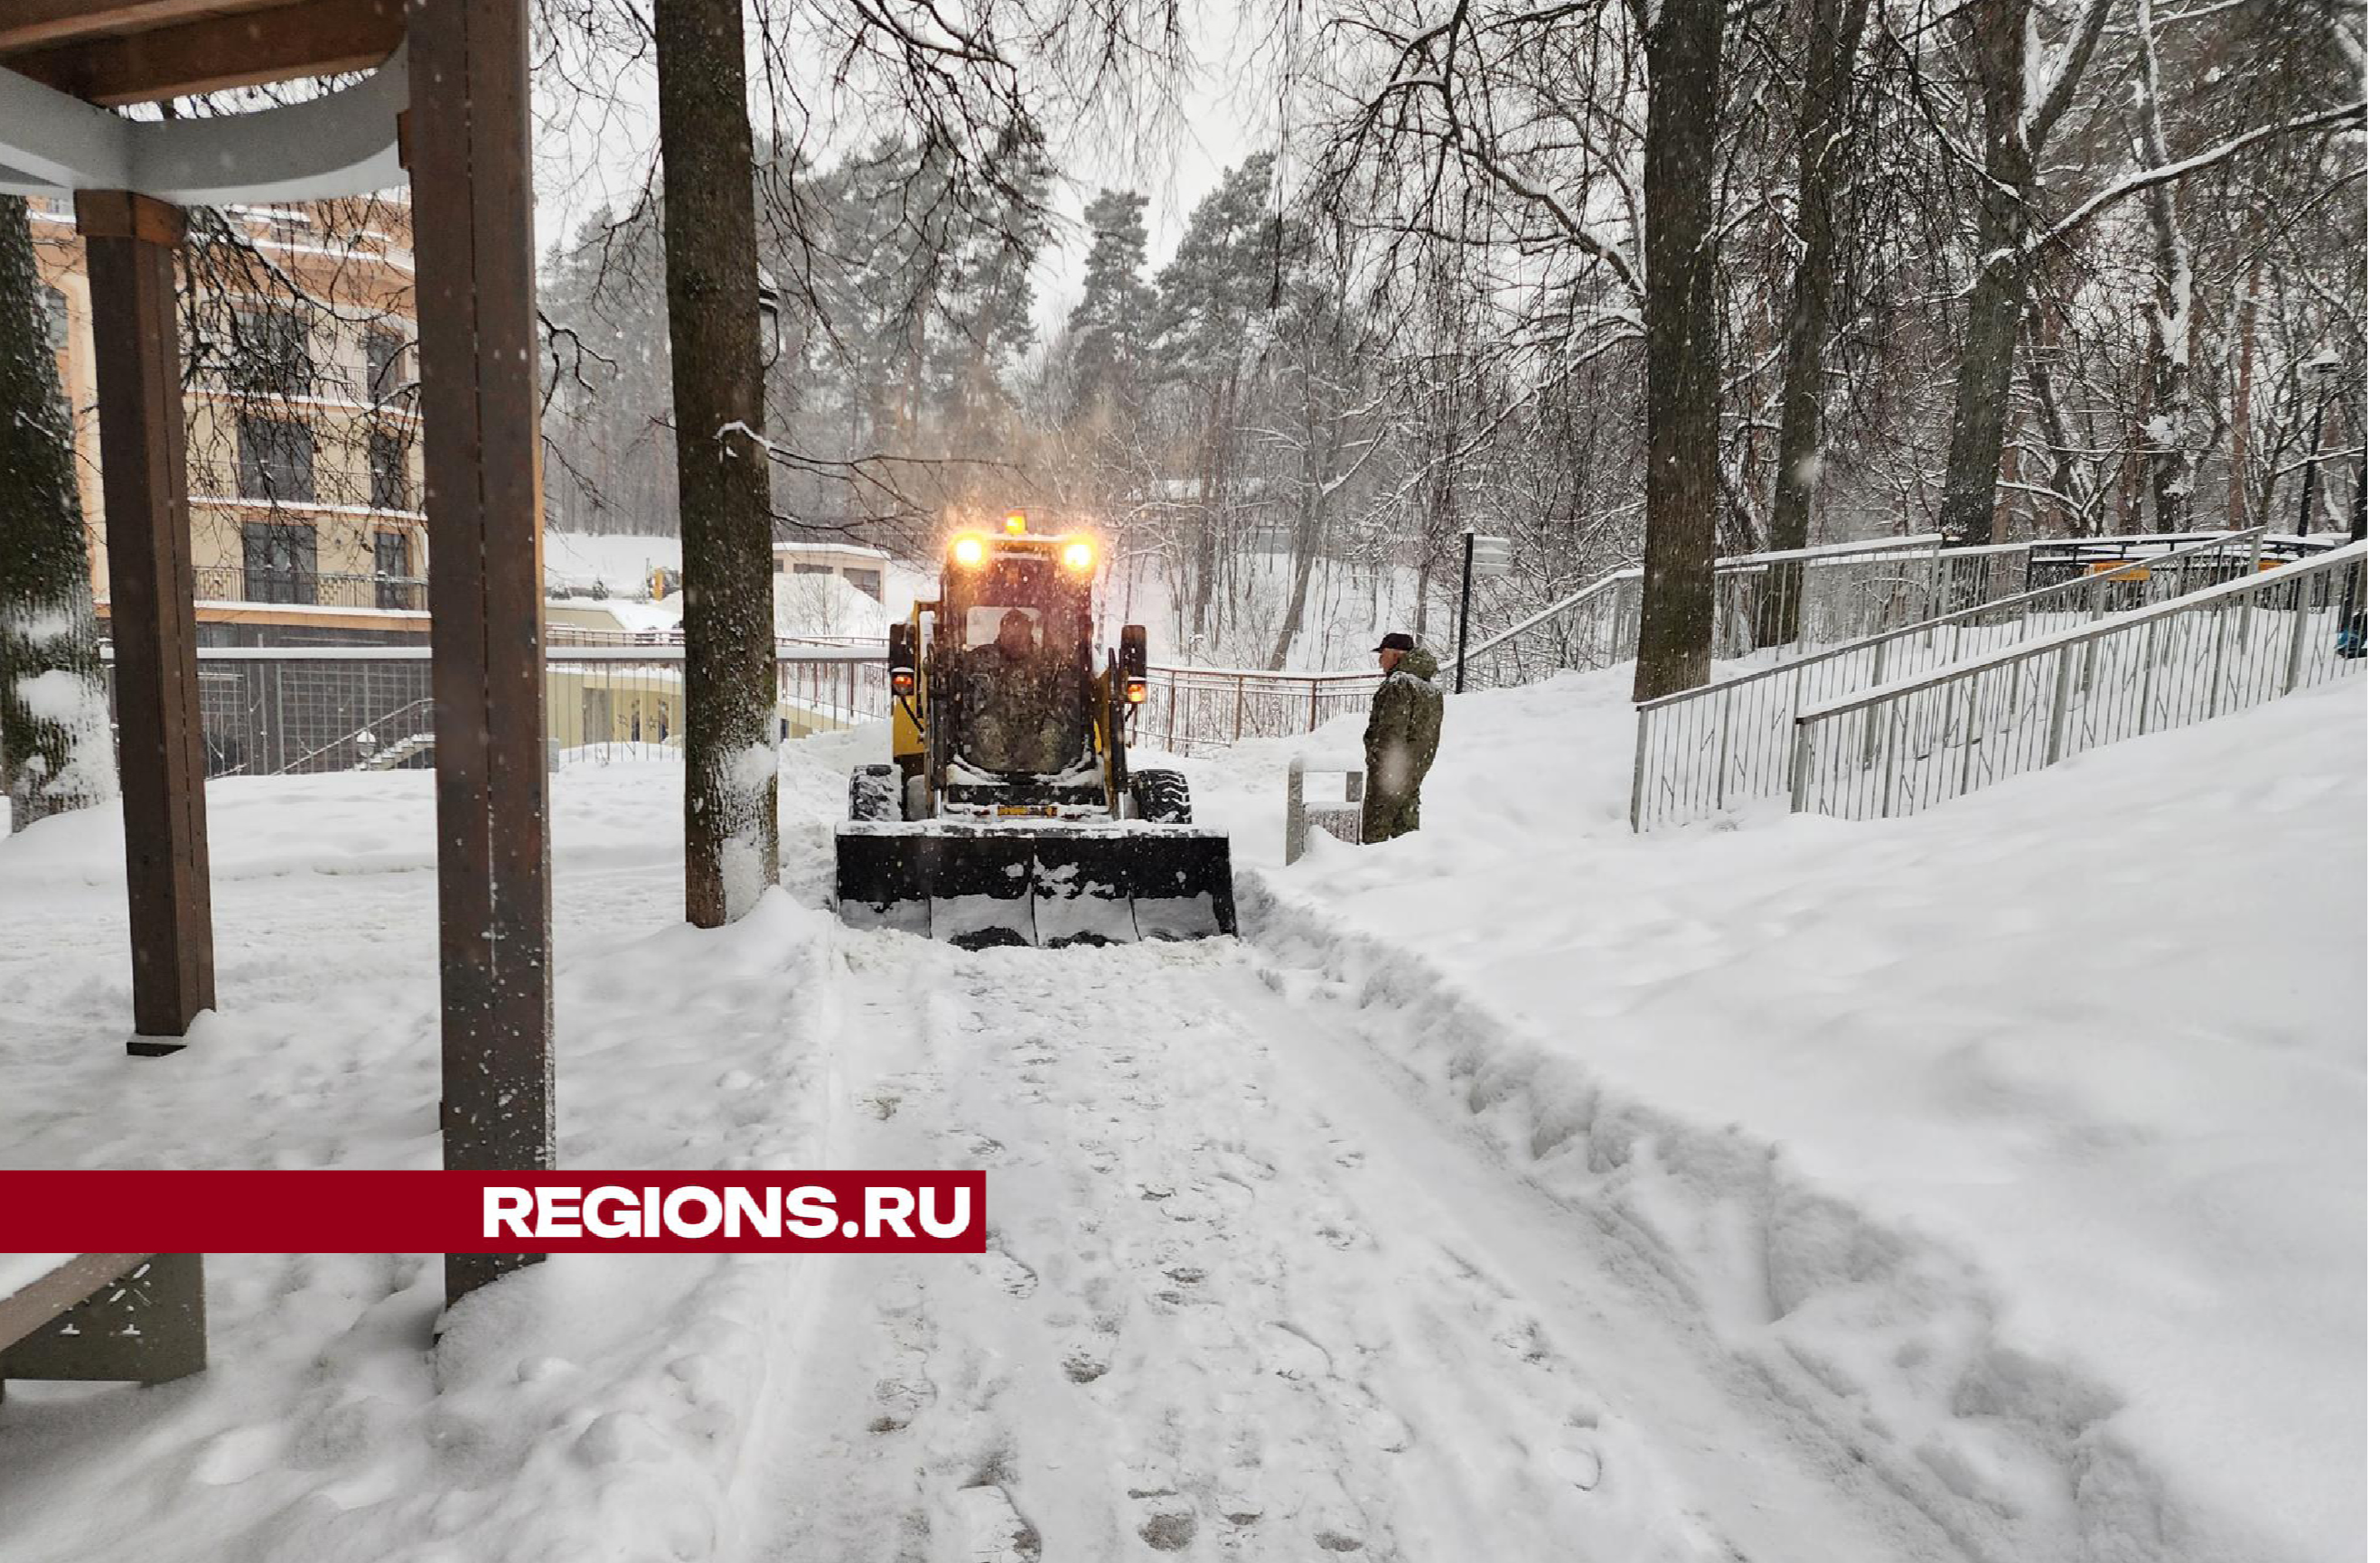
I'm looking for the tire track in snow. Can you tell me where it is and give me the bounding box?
[746,930,1954,1563]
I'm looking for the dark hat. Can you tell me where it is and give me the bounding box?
[1374,632,1415,652]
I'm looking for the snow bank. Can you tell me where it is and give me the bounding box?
[1233,669,2366,1563]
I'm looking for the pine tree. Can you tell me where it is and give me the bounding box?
[1067,189,1156,424]
[0,195,115,831]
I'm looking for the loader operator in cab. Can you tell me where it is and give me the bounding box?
[960,606,1077,775]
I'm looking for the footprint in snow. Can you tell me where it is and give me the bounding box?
[1546,1426,1604,1493]
[983,1246,1039,1297]
[951,1483,1040,1562]
[1127,1485,1197,1551]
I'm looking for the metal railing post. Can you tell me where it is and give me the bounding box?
[2283,574,2313,692]
[1957,674,1982,797]
[1286,757,1307,865]
[2207,602,2231,717]
[1713,688,1733,810]
[1628,707,1653,831]
[1232,674,1246,743]
[1787,720,1812,814]
[2045,643,2075,765]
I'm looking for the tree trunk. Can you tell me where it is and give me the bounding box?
[1634,0,1725,701]
[1939,0,2034,547]
[2227,250,2262,528]
[0,195,115,832]
[656,0,779,926]
[1766,0,1872,625]
[2022,298,2082,533]
[2132,0,2193,535]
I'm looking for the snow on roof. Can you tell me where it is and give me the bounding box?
[772,539,892,561]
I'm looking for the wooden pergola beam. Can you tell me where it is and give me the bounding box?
[0,0,402,107]
[407,0,553,1306]
[0,1,295,55]
[77,187,215,1053]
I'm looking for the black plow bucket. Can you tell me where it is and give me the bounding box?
[835,822,1237,948]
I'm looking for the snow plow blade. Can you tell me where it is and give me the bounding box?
[835,822,1237,948]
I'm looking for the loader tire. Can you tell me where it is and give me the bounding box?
[1129,768,1194,825]
[849,763,902,823]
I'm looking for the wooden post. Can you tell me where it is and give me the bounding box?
[76,190,214,1053]
[408,0,554,1306]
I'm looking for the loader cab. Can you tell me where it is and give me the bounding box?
[916,527,1106,810]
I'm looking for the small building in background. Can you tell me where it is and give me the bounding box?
[772,539,890,602]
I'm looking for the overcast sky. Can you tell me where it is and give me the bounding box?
[528,5,1279,339]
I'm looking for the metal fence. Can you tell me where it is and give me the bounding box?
[1135,663,1381,754]
[1630,529,2272,829]
[1786,540,2368,821]
[104,642,888,778]
[1457,535,1979,694]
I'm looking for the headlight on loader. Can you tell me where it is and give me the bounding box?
[951,535,987,566]
[1062,539,1095,573]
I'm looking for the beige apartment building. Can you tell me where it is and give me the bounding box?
[33,192,428,645]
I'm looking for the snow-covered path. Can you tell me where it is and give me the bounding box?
[746,932,1950,1563]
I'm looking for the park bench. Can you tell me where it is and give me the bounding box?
[0,1253,205,1400]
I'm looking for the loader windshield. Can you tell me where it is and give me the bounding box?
[948,557,1089,776]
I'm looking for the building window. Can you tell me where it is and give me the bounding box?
[41,287,68,353]
[364,326,407,402]
[370,427,410,510]
[239,416,315,502]
[374,530,415,609]
[789,562,832,577]
[242,520,318,604]
[231,305,311,396]
[844,567,883,600]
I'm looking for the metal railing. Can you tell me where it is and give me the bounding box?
[191,564,427,612]
[1137,663,1381,754]
[99,641,887,777]
[1786,541,2367,821]
[1630,528,2271,829]
[1457,535,1979,695]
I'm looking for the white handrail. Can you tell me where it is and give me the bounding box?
[1636,527,2266,711]
[1798,540,2365,721]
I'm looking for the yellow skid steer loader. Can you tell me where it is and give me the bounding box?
[834,516,1236,947]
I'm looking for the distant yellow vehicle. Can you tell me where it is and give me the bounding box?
[834,514,1236,947]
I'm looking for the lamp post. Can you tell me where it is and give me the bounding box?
[755,266,782,371]
[2295,344,2342,536]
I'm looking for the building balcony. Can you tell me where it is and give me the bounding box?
[192,564,427,613]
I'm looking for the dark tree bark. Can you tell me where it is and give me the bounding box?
[1762,0,1873,644]
[0,195,112,831]
[1634,0,1725,701]
[2132,0,2193,534]
[1939,0,2033,547]
[656,0,780,925]
[1940,0,2117,546]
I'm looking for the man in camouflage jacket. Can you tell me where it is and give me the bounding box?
[959,608,1078,775]
[1361,632,1443,842]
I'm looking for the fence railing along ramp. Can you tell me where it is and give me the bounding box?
[1785,539,2367,821]
[1629,528,2274,829]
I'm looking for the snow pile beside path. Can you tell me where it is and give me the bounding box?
[0,745,859,1561]
[1241,669,2366,1563]
[0,888,846,1563]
